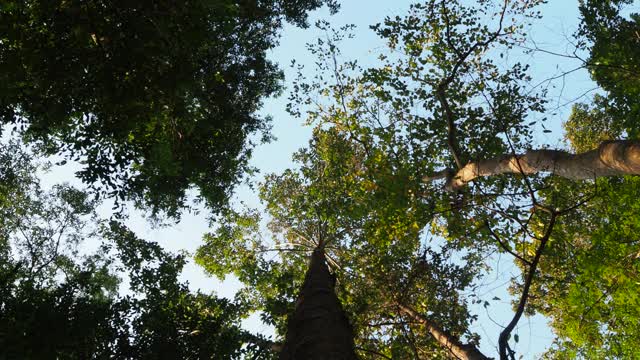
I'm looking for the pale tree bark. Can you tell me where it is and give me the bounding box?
[396,302,491,360]
[423,140,640,191]
[279,248,357,360]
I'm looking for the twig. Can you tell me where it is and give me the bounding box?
[485,220,532,266]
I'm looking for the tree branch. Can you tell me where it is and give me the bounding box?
[355,346,393,360]
[423,140,640,191]
[498,212,557,359]
[484,221,532,266]
[396,302,492,360]
[435,0,510,169]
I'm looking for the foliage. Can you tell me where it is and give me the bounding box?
[563,95,624,152]
[197,127,481,358]
[0,0,337,218]
[0,143,270,359]
[578,0,640,137]
[529,2,640,357]
[528,177,640,359]
[2,0,639,359]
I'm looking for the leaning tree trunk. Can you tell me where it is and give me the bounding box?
[279,248,357,360]
[396,303,491,360]
[423,140,640,191]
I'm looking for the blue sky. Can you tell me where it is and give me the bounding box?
[36,0,598,358]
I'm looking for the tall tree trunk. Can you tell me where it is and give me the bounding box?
[423,140,640,191]
[396,302,491,360]
[279,248,357,360]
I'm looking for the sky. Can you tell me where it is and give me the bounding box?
[34,0,599,358]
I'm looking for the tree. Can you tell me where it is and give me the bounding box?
[197,0,640,359]
[4,0,637,358]
[514,1,640,357]
[523,177,640,359]
[578,0,640,138]
[197,128,483,359]
[0,142,274,359]
[522,96,640,358]
[0,0,338,218]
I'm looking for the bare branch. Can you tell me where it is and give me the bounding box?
[498,212,557,359]
[424,140,640,191]
[396,302,492,360]
[484,221,532,266]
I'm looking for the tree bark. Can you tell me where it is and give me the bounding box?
[279,248,357,360]
[396,302,491,360]
[423,140,640,191]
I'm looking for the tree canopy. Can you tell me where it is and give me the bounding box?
[0,0,337,218]
[0,142,275,359]
[2,0,640,359]
[196,0,640,358]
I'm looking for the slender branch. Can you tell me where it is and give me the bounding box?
[498,212,557,359]
[485,221,532,266]
[494,182,597,358]
[503,129,540,209]
[556,187,598,216]
[441,0,462,59]
[33,210,73,277]
[435,0,510,169]
[366,320,416,328]
[398,315,420,360]
[436,84,464,169]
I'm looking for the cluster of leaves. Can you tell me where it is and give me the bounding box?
[0,0,337,218]
[0,142,272,359]
[578,0,640,137]
[525,177,640,359]
[563,95,624,153]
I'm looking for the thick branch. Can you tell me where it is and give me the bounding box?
[424,140,640,191]
[396,302,491,360]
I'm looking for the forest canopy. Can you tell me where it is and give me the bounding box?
[0,0,338,218]
[1,0,640,359]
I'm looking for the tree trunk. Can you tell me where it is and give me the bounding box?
[423,140,640,191]
[396,302,491,360]
[279,248,357,360]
